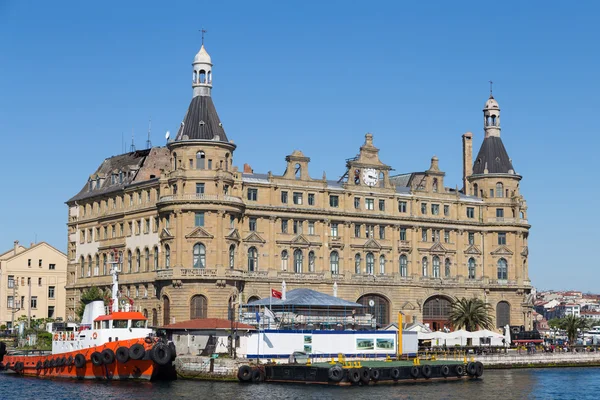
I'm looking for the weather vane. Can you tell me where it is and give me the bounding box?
[200,28,207,45]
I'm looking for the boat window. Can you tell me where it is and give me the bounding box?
[102,320,110,329]
[132,320,146,328]
[113,320,128,328]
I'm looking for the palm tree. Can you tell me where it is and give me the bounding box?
[560,315,589,345]
[448,297,494,331]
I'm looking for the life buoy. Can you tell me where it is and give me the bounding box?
[92,332,98,340]
[54,334,58,340]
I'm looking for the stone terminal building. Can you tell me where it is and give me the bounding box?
[65,43,533,331]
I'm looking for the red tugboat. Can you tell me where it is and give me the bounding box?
[0,263,176,380]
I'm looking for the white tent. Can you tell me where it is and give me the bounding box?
[472,329,505,346]
[418,331,449,347]
[445,329,476,346]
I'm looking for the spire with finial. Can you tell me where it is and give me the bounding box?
[192,28,213,97]
[483,83,501,138]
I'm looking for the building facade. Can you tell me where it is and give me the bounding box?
[65,44,533,331]
[0,241,68,330]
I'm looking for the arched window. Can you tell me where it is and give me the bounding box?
[366,253,374,275]
[432,178,438,193]
[127,250,132,273]
[144,248,149,272]
[468,257,476,279]
[496,182,504,198]
[143,308,148,318]
[153,246,159,270]
[379,172,385,188]
[497,258,508,280]
[165,245,170,268]
[358,294,390,327]
[399,255,408,277]
[354,254,361,274]
[190,295,208,319]
[308,251,315,272]
[379,255,385,275]
[496,301,511,328]
[135,249,140,272]
[207,71,212,83]
[172,153,177,170]
[199,70,206,83]
[80,256,85,277]
[248,247,258,271]
[193,70,197,84]
[102,254,107,275]
[444,258,451,277]
[247,295,261,303]
[152,308,157,327]
[330,251,339,274]
[293,249,303,273]
[473,183,479,197]
[193,243,206,269]
[163,295,170,325]
[422,257,428,277]
[196,151,205,169]
[281,250,289,271]
[229,245,235,269]
[423,295,452,331]
[432,256,440,278]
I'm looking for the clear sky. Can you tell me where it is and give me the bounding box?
[0,1,597,291]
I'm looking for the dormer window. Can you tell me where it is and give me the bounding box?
[88,180,93,191]
[119,171,124,184]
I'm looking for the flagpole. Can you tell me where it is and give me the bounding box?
[257,308,260,364]
[269,286,272,330]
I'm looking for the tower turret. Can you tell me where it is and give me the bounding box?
[483,95,501,138]
[192,45,213,97]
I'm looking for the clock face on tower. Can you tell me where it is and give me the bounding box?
[361,168,379,187]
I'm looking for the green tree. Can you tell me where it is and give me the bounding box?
[448,297,494,331]
[559,315,589,344]
[76,286,105,319]
[548,318,562,331]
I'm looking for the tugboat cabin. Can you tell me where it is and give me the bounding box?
[94,312,149,330]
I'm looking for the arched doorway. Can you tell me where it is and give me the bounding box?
[163,295,170,326]
[422,296,452,331]
[496,301,511,328]
[357,294,390,327]
[152,308,157,326]
[190,295,208,319]
[247,295,261,303]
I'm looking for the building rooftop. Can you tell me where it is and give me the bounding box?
[245,288,363,308]
[160,318,255,331]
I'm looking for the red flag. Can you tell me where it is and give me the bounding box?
[271,289,282,299]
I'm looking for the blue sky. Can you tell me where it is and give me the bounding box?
[0,1,597,291]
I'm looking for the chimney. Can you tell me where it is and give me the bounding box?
[13,240,19,255]
[462,132,473,194]
[243,163,253,174]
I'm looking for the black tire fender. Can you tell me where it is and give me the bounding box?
[348,368,361,383]
[116,346,130,364]
[327,365,343,382]
[441,365,450,377]
[91,351,103,366]
[410,365,420,379]
[391,367,401,380]
[36,361,43,371]
[467,362,477,376]
[129,344,146,360]
[456,364,465,375]
[251,368,264,383]
[475,361,484,377]
[237,365,252,382]
[66,355,74,366]
[150,343,171,366]
[168,342,177,360]
[101,348,115,364]
[74,354,86,369]
[359,367,370,383]
[421,364,432,379]
[370,368,381,381]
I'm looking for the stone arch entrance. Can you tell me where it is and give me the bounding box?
[496,301,511,328]
[357,294,390,327]
[422,295,452,331]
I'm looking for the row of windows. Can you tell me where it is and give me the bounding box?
[471,182,510,198]
[7,295,40,309]
[173,151,231,171]
[80,217,159,243]
[22,259,55,269]
[81,189,158,217]
[79,246,164,277]
[7,276,55,295]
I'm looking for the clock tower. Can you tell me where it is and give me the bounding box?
[344,133,392,189]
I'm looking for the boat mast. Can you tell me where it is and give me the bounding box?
[110,251,120,313]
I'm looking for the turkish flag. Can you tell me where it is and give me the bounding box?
[271,289,282,299]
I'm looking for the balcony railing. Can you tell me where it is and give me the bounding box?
[158,193,244,205]
[277,272,326,280]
